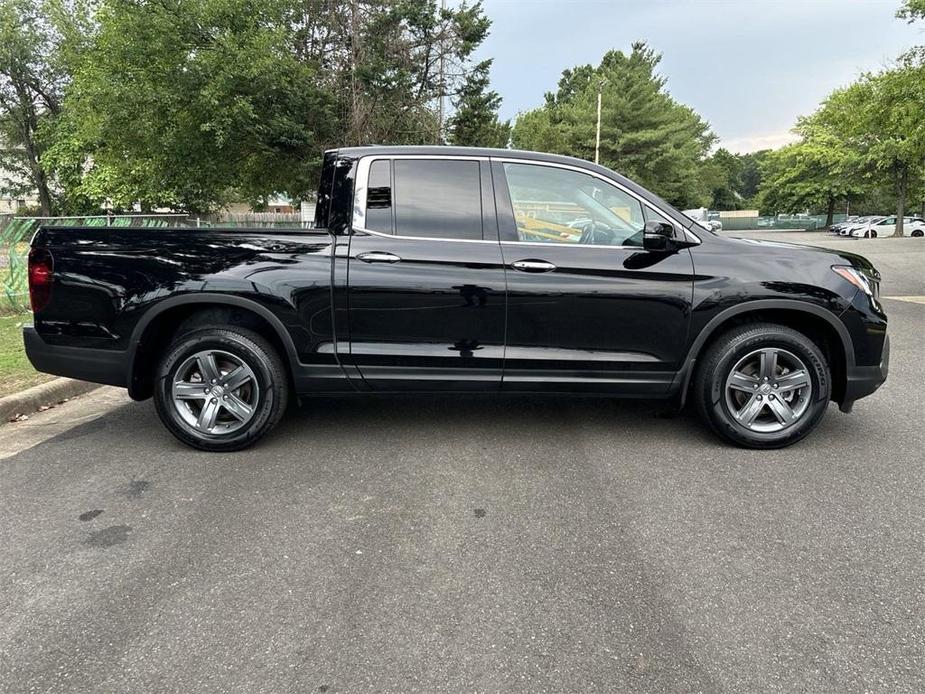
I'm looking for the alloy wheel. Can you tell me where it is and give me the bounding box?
[171,349,259,435]
[724,348,813,433]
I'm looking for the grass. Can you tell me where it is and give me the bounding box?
[0,314,54,398]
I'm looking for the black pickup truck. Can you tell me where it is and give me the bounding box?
[24,146,888,451]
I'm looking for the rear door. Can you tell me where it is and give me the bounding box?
[492,158,695,394]
[345,156,506,391]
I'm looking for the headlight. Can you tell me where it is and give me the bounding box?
[832,265,876,296]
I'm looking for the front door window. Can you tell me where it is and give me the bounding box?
[500,162,646,247]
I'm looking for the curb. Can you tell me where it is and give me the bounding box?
[0,378,101,423]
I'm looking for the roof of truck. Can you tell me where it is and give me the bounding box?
[333,146,635,182]
[330,145,690,227]
[333,145,599,168]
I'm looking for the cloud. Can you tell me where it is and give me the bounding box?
[718,132,800,154]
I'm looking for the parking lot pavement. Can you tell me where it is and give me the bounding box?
[0,233,922,693]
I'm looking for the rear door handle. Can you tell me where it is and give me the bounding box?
[356,251,401,264]
[511,259,556,273]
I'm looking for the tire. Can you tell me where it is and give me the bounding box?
[693,323,831,449]
[869,230,877,238]
[154,326,289,451]
[912,229,924,238]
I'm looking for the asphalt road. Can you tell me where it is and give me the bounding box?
[1,233,922,693]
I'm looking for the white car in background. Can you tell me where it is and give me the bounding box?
[830,216,860,235]
[683,208,722,232]
[839,215,877,236]
[849,216,925,238]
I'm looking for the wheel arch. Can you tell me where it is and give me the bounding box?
[676,300,855,407]
[127,294,299,400]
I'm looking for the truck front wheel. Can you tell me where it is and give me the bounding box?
[692,323,831,449]
[153,327,289,451]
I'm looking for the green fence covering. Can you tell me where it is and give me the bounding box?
[717,214,849,231]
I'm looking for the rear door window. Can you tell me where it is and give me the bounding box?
[391,159,483,240]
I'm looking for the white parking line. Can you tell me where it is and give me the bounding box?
[883,296,925,304]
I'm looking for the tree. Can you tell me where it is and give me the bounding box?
[737,150,770,202]
[0,0,78,214]
[756,139,864,224]
[757,101,870,225]
[700,148,744,210]
[897,0,925,219]
[804,61,925,236]
[345,1,490,145]
[511,43,715,208]
[46,0,330,211]
[45,0,495,212]
[447,59,509,147]
[696,149,771,211]
[897,0,925,21]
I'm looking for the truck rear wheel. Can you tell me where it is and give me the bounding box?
[153,326,289,451]
[692,323,831,449]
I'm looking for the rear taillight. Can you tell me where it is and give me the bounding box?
[28,247,53,313]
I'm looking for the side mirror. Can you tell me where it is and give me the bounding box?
[643,220,676,252]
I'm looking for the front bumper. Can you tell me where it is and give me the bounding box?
[839,333,889,412]
[23,326,129,388]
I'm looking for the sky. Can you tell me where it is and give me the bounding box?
[477,0,924,153]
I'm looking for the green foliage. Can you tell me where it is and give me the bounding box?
[756,139,864,220]
[738,151,769,201]
[896,1,925,65]
[794,59,925,233]
[707,149,743,209]
[0,0,79,214]
[511,43,715,208]
[699,148,768,210]
[44,0,495,212]
[756,97,871,220]
[447,60,510,147]
[46,0,341,212]
[897,0,925,21]
[0,313,55,395]
[345,0,489,145]
[755,15,925,232]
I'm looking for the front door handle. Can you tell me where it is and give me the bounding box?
[356,251,401,264]
[511,259,556,273]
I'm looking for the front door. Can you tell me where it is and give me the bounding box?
[492,159,695,394]
[872,217,896,237]
[345,156,506,391]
